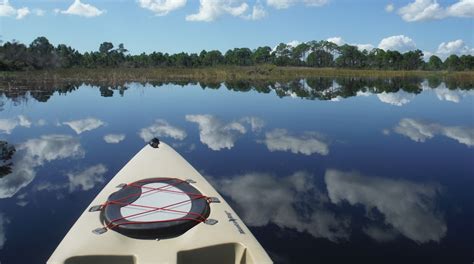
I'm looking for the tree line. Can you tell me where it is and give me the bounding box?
[1,36,472,71]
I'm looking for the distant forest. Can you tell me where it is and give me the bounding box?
[1,36,473,71]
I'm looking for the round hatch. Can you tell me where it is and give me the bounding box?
[101,178,211,239]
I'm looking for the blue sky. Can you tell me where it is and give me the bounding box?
[1,0,473,58]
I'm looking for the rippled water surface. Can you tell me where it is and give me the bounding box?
[0,77,473,263]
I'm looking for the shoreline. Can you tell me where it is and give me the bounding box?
[1,66,473,83]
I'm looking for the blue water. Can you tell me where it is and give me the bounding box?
[0,78,473,263]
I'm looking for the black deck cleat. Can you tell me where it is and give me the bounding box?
[149,138,160,148]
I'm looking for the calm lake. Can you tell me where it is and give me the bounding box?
[0,77,473,263]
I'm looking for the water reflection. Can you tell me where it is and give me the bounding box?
[0,135,84,198]
[139,119,186,142]
[186,115,263,151]
[0,213,7,250]
[0,77,472,263]
[1,76,472,104]
[211,172,350,242]
[103,134,126,144]
[325,169,446,244]
[0,115,31,134]
[262,129,329,155]
[215,168,447,244]
[34,164,108,193]
[62,118,105,134]
[392,118,474,147]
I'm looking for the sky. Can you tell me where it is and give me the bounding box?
[0,0,473,59]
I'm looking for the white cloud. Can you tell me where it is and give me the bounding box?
[327,36,374,51]
[246,4,267,20]
[436,39,474,58]
[211,171,350,241]
[394,118,474,147]
[0,135,84,199]
[60,0,104,17]
[378,35,416,52]
[0,0,30,19]
[262,129,329,155]
[0,213,8,249]
[385,3,395,12]
[186,0,249,22]
[138,0,187,16]
[66,164,107,192]
[267,0,328,9]
[186,114,247,150]
[103,134,126,144]
[327,37,345,46]
[447,0,474,17]
[325,169,446,243]
[0,115,31,134]
[377,91,415,106]
[63,117,105,134]
[398,0,474,22]
[15,6,29,19]
[138,119,186,142]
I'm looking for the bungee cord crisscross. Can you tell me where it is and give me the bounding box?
[100,178,210,231]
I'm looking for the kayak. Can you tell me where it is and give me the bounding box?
[47,139,273,264]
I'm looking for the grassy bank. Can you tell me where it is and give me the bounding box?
[1,66,473,83]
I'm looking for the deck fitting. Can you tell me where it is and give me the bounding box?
[208,197,221,203]
[204,219,218,225]
[92,227,108,235]
[88,205,104,212]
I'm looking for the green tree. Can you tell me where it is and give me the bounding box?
[307,50,333,67]
[444,54,462,71]
[252,46,272,64]
[427,55,443,70]
[460,55,474,70]
[29,36,56,69]
[402,49,424,70]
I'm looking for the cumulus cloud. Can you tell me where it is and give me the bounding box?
[66,164,107,192]
[138,119,186,142]
[186,0,250,22]
[0,115,31,134]
[186,114,247,150]
[63,117,105,134]
[326,37,374,51]
[59,0,104,17]
[394,118,474,147]
[267,0,328,9]
[246,4,267,20]
[212,171,350,241]
[0,0,31,19]
[138,0,186,16]
[262,129,329,155]
[325,169,446,243]
[398,0,474,22]
[435,39,474,59]
[377,91,415,106]
[385,3,395,12]
[0,135,84,199]
[103,134,126,144]
[378,35,416,52]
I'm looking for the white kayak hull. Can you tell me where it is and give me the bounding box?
[47,142,273,264]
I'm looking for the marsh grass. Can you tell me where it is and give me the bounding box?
[1,66,473,84]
